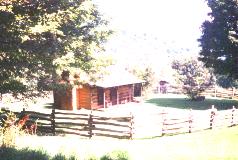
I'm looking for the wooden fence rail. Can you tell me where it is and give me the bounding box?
[167,85,238,99]
[1,106,238,139]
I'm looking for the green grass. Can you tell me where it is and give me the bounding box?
[0,147,130,160]
[2,126,238,159]
[146,97,238,110]
[147,126,238,160]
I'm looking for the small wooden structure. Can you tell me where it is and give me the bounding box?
[54,71,144,110]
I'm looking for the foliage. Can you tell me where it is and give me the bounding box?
[172,58,214,100]
[130,66,156,95]
[198,0,238,79]
[52,153,77,160]
[100,150,130,160]
[215,74,238,88]
[0,111,36,147]
[0,147,50,160]
[0,0,112,98]
[0,147,131,160]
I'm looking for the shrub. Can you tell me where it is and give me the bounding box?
[0,111,36,147]
[100,150,130,160]
[0,147,50,160]
[0,146,130,160]
[52,153,78,160]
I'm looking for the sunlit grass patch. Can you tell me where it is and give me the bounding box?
[146,96,238,110]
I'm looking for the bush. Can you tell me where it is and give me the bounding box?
[0,111,36,147]
[0,147,50,160]
[100,150,130,160]
[52,153,78,160]
[0,147,130,160]
[0,112,24,147]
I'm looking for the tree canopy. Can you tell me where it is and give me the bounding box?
[0,0,112,97]
[172,58,214,100]
[198,0,238,79]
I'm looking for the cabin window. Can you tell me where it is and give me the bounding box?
[98,88,104,105]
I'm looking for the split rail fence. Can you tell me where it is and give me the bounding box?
[200,87,238,99]
[1,106,238,139]
[167,85,238,99]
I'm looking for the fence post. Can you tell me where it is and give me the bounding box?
[88,111,93,139]
[231,106,236,127]
[21,108,26,116]
[51,109,56,136]
[210,105,216,129]
[161,110,166,136]
[214,86,217,97]
[188,109,193,133]
[232,88,235,97]
[129,112,134,139]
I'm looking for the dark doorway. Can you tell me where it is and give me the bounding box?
[98,87,104,105]
[134,83,142,97]
[110,87,117,105]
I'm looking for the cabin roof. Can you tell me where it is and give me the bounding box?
[95,70,144,88]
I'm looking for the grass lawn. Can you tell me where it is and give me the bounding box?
[12,125,238,160]
[146,95,238,110]
[133,125,238,160]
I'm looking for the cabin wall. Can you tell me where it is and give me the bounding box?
[104,89,111,107]
[53,83,140,110]
[76,85,91,109]
[90,87,104,109]
[118,85,133,104]
[90,88,113,108]
[53,89,73,110]
[104,85,133,107]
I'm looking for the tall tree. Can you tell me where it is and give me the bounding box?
[198,0,238,79]
[0,0,112,98]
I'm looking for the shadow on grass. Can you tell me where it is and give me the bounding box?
[146,97,238,110]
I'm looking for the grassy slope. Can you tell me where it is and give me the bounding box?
[140,126,238,160]
[15,126,238,160]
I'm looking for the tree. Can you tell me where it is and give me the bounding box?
[172,58,214,100]
[215,74,238,88]
[198,0,238,80]
[0,0,112,98]
[129,66,156,95]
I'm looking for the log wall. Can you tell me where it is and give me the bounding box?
[90,87,104,109]
[53,89,73,110]
[54,84,138,110]
[76,85,91,110]
[118,85,133,104]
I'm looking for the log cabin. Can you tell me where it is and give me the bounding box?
[53,70,144,110]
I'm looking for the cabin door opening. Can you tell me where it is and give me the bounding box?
[134,83,142,97]
[97,87,104,106]
[110,87,118,105]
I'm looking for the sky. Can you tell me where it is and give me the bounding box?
[94,0,211,75]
